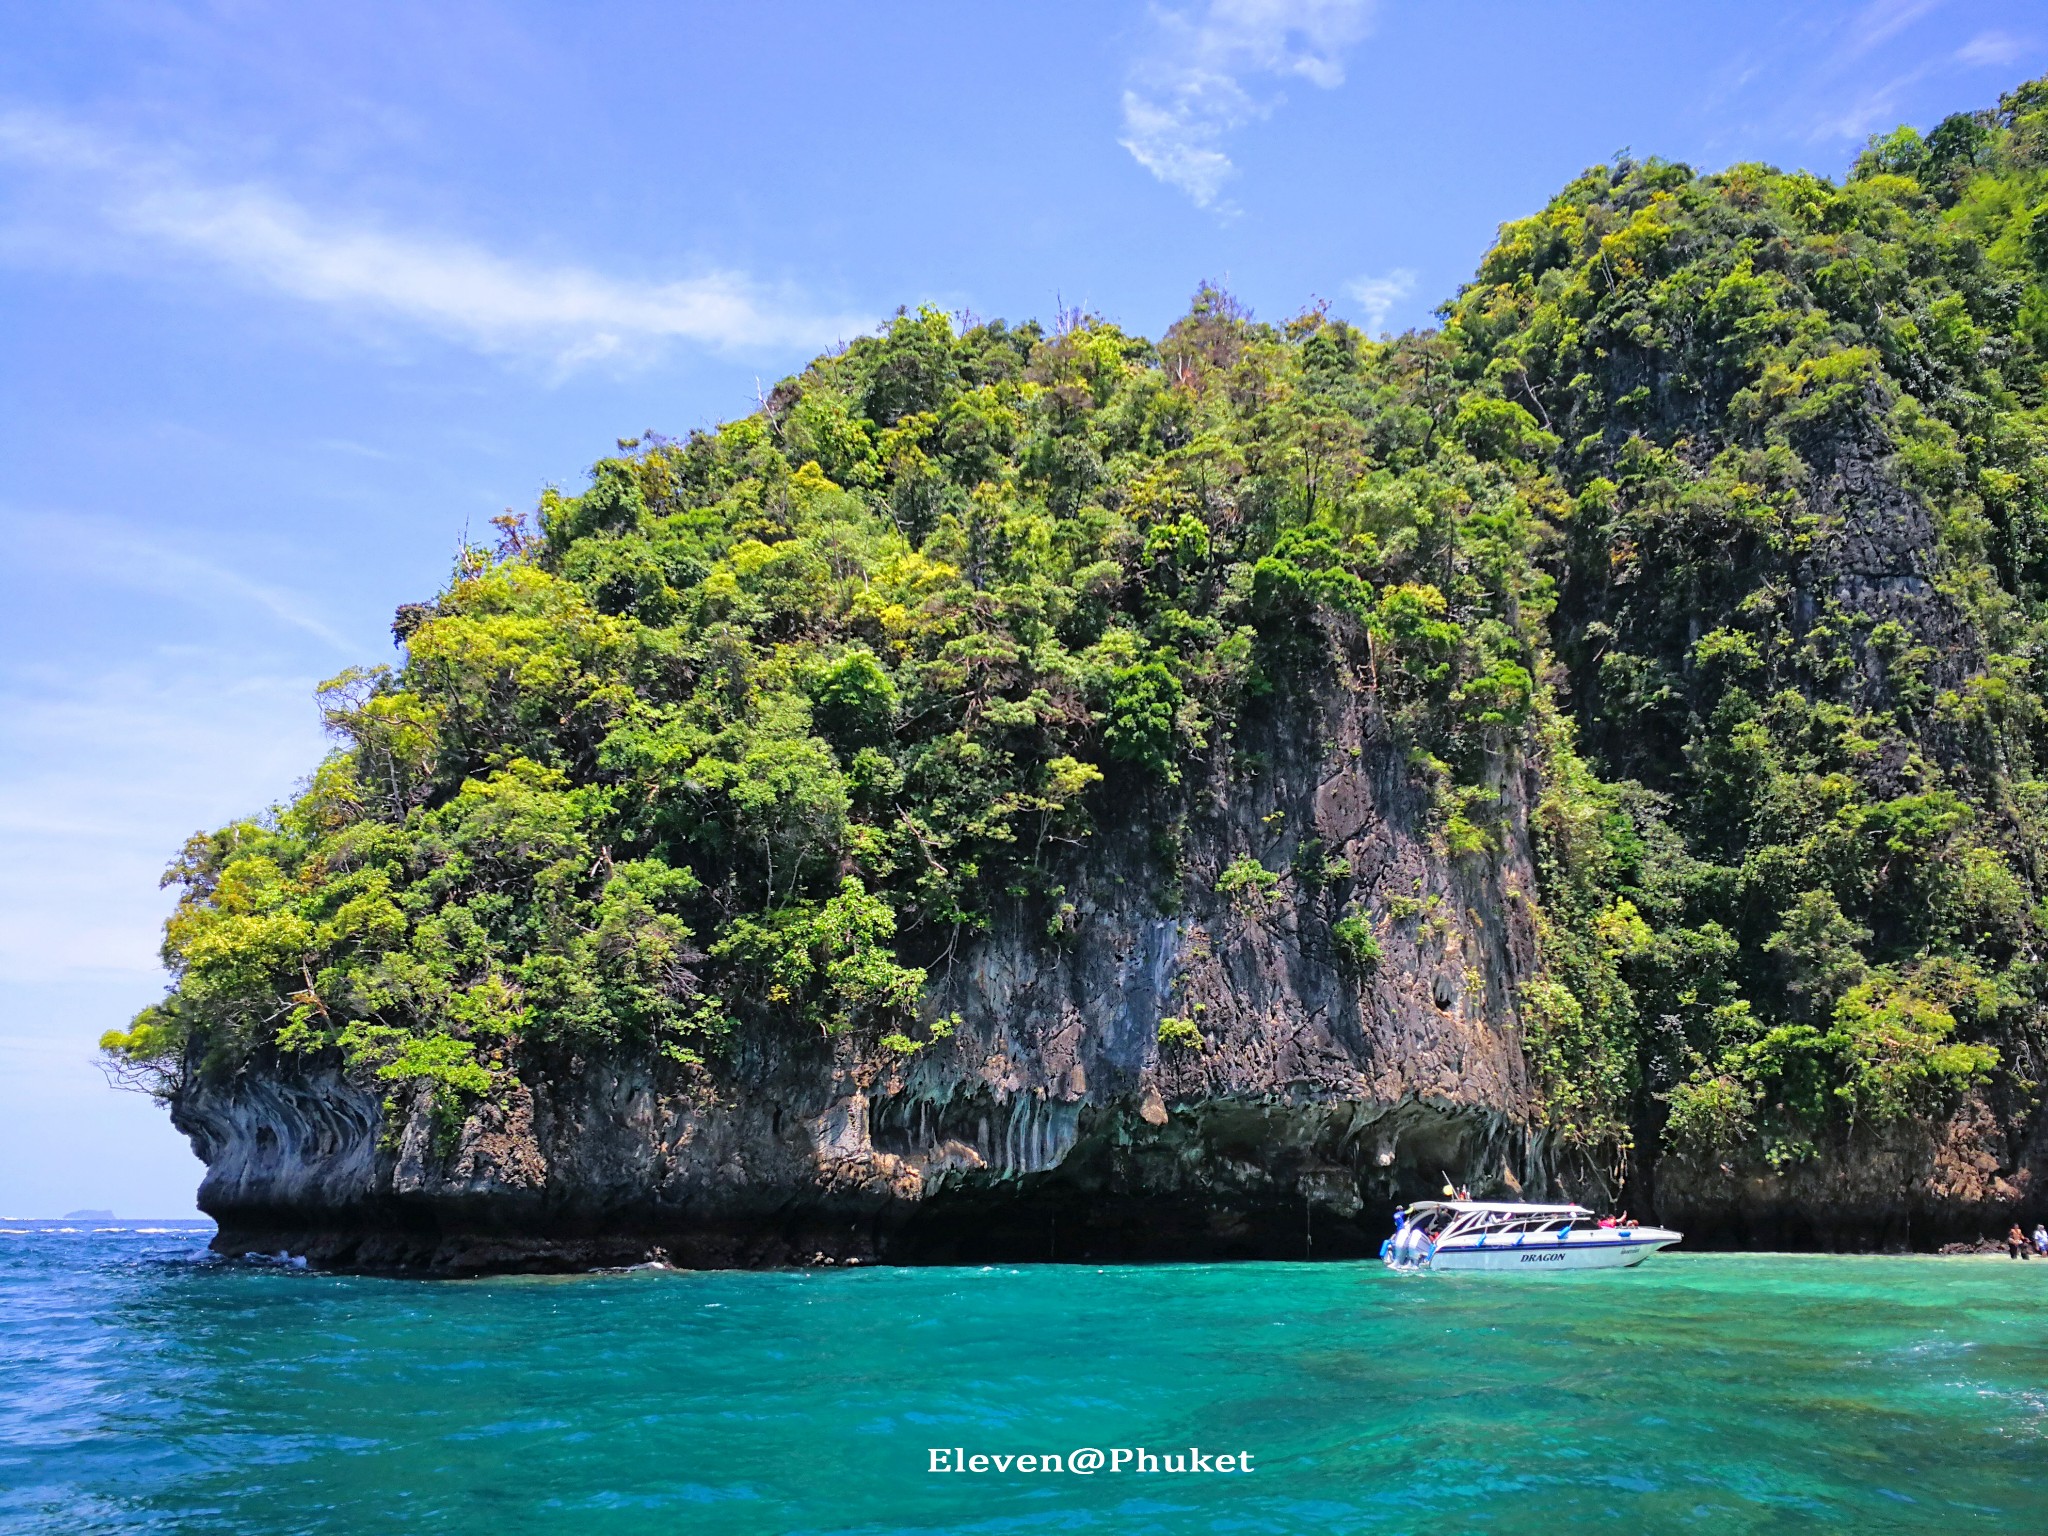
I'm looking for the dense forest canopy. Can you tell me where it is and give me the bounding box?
[110,77,2048,1175]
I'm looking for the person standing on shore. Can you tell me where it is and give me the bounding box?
[2008,1222,2032,1259]
[2033,1223,2047,1256]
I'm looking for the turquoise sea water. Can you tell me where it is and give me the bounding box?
[3,1223,2045,1533]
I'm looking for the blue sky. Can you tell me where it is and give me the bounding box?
[1,0,2042,1216]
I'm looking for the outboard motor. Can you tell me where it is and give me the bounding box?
[1389,1226,1426,1267]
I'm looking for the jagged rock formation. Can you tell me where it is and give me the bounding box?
[1658,1098,2048,1251]
[180,672,1554,1271]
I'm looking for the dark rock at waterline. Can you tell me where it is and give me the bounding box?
[1652,1095,2048,1253]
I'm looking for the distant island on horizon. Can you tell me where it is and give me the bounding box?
[3,1211,216,1224]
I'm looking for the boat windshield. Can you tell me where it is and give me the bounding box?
[1414,1204,1591,1240]
[1467,1210,1569,1236]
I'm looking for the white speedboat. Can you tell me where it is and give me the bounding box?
[1382,1201,1681,1273]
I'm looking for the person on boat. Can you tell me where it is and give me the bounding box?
[1597,1214,1618,1229]
[2033,1223,2047,1256]
[1380,1207,1409,1261]
[1455,1185,1471,1201]
[2008,1222,2031,1259]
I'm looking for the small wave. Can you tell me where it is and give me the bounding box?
[233,1250,310,1269]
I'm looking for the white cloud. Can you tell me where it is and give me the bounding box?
[1345,267,1415,333]
[1955,30,2026,68]
[1120,0,1376,210]
[0,651,325,981]
[1839,0,1945,60]
[0,109,869,368]
[0,509,343,985]
[1805,67,1930,143]
[9,510,356,655]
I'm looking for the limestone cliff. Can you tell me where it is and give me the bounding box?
[176,670,1552,1271]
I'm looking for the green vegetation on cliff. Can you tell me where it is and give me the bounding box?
[109,77,2048,1179]
[1477,81,2048,1166]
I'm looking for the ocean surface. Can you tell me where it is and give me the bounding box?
[2,1223,2045,1533]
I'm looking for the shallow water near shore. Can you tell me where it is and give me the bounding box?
[3,1223,2045,1533]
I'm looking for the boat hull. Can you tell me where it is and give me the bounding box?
[1427,1233,1679,1272]
[1384,1227,1682,1273]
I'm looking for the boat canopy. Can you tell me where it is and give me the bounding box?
[1401,1201,1592,1218]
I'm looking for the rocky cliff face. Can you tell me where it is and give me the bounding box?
[173,632,2048,1274]
[1655,1097,2048,1251]
[176,667,1557,1272]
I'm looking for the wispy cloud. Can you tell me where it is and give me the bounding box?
[1838,0,1945,61]
[0,653,320,981]
[1345,268,1415,334]
[0,108,869,368]
[6,508,355,655]
[0,506,349,985]
[1792,0,2024,143]
[1806,68,1931,142]
[1119,0,1376,210]
[1955,30,2027,67]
